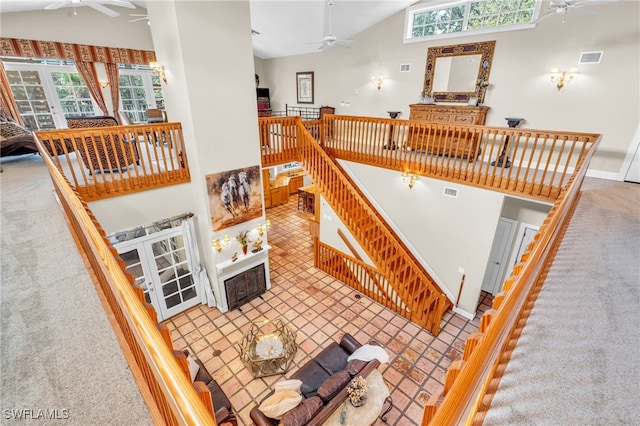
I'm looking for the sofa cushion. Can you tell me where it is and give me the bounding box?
[347,344,390,364]
[274,379,303,393]
[314,342,350,375]
[290,361,331,398]
[317,370,350,402]
[279,396,323,426]
[207,378,232,413]
[187,355,200,382]
[344,359,368,377]
[258,390,302,420]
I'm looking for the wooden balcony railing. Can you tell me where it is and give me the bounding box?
[424,131,600,424]
[322,115,600,202]
[36,123,190,201]
[32,137,216,425]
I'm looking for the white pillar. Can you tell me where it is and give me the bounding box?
[146,1,264,311]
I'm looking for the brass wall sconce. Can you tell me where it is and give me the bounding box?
[99,80,109,88]
[223,235,231,246]
[550,66,578,90]
[371,75,384,91]
[149,61,167,84]
[402,171,418,189]
[211,239,222,252]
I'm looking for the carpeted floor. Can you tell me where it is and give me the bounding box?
[0,154,152,425]
[484,178,640,425]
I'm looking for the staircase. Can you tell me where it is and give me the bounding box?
[293,121,451,335]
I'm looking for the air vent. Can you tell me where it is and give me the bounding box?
[444,187,458,198]
[579,51,603,64]
[400,63,411,72]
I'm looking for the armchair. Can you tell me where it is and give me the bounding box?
[66,116,139,173]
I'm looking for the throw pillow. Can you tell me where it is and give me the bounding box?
[186,355,200,382]
[258,390,302,420]
[279,396,323,426]
[347,344,389,364]
[344,359,368,376]
[274,379,303,393]
[317,370,350,402]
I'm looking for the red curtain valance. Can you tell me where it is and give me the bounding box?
[0,37,156,65]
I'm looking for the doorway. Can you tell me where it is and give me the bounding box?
[481,217,516,295]
[115,227,200,321]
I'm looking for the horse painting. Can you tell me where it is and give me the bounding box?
[206,165,263,231]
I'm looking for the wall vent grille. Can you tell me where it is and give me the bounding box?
[579,51,603,64]
[400,63,411,72]
[444,187,458,198]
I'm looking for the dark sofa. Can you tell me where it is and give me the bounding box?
[0,111,38,157]
[250,333,381,426]
[180,350,237,425]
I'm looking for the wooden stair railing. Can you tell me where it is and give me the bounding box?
[292,119,450,335]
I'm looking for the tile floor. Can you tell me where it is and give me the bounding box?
[165,195,493,425]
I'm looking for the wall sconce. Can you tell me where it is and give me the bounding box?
[211,239,222,252]
[99,80,109,89]
[371,75,384,91]
[223,235,231,246]
[550,66,578,90]
[149,61,167,84]
[402,171,418,189]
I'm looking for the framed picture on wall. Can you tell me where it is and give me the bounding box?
[296,71,314,104]
[206,165,262,231]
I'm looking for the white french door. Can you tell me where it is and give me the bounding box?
[116,227,200,321]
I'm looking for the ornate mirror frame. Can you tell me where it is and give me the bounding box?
[422,40,496,104]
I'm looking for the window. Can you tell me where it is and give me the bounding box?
[52,71,97,117]
[119,68,165,123]
[405,0,539,42]
[6,69,56,131]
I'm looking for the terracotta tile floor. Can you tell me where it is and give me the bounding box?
[165,195,493,425]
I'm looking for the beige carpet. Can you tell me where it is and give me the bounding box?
[484,178,640,425]
[0,154,152,425]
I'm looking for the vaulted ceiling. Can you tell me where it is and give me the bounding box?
[0,0,418,59]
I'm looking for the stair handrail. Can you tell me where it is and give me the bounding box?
[292,118,449,334]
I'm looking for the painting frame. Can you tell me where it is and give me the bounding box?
[206,165,263,232]
[296,71,314,104]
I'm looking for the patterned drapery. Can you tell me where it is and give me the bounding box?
[0,61,24,125]
[0,37,156,124]
[105,63,120,121]
[0,38,156,65]
[75,61,108,116]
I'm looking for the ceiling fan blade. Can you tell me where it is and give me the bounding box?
[128,16,148,22]
[86,2,119,17]
[335,40,354,48]
[99,0,136,9]
[45,0,70,10]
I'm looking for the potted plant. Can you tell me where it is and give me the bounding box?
[236,230,250,255]
[346,375,368,407]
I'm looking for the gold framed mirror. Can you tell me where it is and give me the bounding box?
[422,40,495,104]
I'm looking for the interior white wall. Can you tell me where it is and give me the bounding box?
[258,1,639,177]
[332,161,503,316]
[90,184,196,235]
[501,197,552,226]
[0,8,154,50]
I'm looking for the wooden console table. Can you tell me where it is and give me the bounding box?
[407,104,489,161]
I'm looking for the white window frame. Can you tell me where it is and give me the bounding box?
[403,0,542,44]
[4,61,102,129]
[119,67,165,123]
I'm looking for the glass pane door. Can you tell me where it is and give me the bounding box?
[119,247,152,304]
[6,69,56,131]
[149,234,199,319]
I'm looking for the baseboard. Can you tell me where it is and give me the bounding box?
[453,306,476,320]
[586,169,621,181]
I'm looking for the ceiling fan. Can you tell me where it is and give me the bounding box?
[129,13,150,24]
[533,0,617,24]
[45,0,136,18]
[307,0,354,51]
